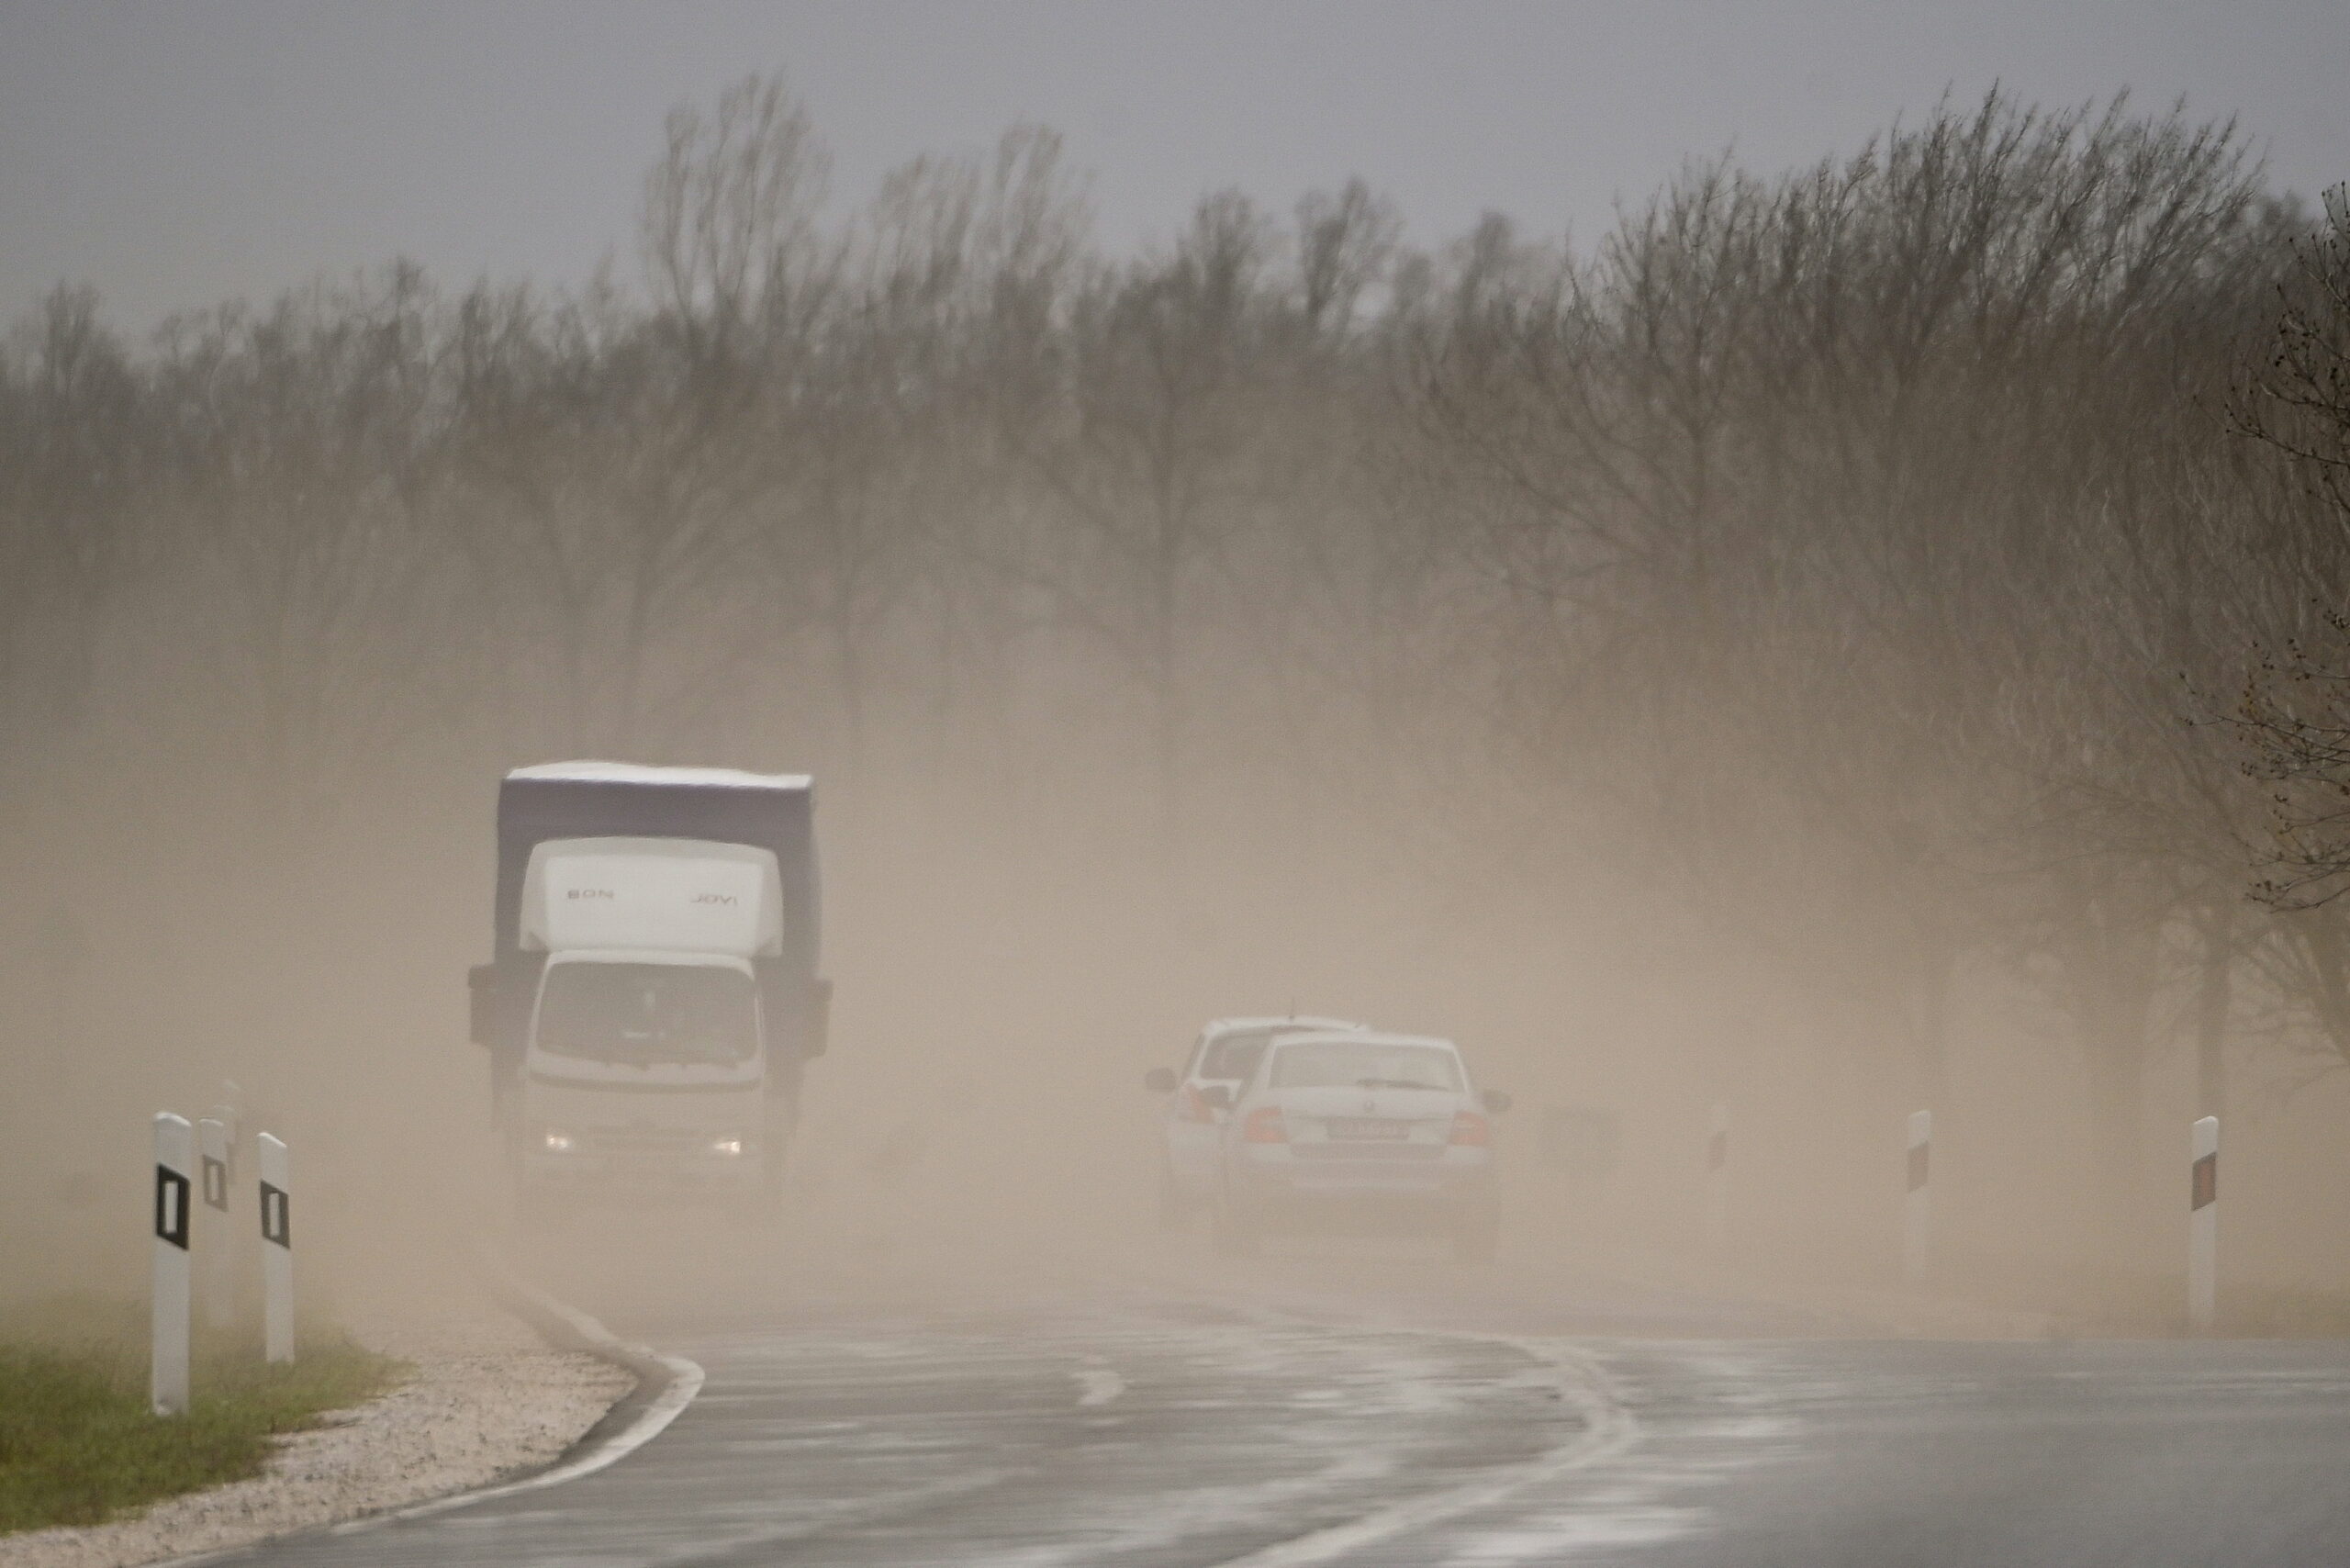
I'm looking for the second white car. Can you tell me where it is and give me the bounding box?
[1210,1030,1508,1261]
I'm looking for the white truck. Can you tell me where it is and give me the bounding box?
[468,763,827,1219]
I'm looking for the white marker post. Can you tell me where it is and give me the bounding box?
[258,1133,294,1363]
[2189,1115,2219,1334]
[1904,1110,1932,1287]
[196,1116,234,1332]
[1705,1103,1729,1249]
[151,1114,194,1416]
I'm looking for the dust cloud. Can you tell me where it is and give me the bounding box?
[6,80,2350,1340]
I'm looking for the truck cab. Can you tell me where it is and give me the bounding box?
[515,836,782,1204]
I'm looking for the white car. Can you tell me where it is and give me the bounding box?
[1211,1031,1508,1261]
[1145,1015,1365,1226]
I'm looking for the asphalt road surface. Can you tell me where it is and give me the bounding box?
[226,1238,2350,1567]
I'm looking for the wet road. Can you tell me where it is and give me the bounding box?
[227,1248,2350,1567]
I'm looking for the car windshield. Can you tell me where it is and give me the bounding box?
[535,963,759,1067]
[1269,1042,1461,1092]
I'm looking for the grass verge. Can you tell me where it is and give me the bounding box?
[0,1297,406,1536]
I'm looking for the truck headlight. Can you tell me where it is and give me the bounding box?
[710,1136,745,1157]
[541,1129,576,1153]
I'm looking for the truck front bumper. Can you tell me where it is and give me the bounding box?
[520,1148,767,1201]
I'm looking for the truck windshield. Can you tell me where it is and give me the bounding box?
[535,964,759,1067]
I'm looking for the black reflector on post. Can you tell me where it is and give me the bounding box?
[260,1182,291,1249]
[154,1165,190,1250]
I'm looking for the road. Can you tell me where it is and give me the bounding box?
[226,1238,2350,1567]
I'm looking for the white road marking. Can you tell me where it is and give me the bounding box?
[1204,1337,1639,1567]
[951,1450,1404,1568]
[1075,1356,1127,1406]
[1090,1276,1652,1568]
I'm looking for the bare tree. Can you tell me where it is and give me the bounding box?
[0,286,148,739]
[990,189,1277,850]
[2232,187,2350,908]
[452,74,842,754]
[152,264,461,824]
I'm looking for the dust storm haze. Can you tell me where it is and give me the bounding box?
[6,39,2350,1346]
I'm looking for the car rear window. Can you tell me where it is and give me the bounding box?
[1269,1042,1461,1092]
[1199,1029,1276,1080]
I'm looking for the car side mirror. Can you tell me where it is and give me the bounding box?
[1200,1083,1235,1111]
[1144,1067,1179,1094]
[1483,1089,1514,1114]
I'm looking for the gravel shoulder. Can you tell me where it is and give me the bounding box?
[0,1293,633,1568]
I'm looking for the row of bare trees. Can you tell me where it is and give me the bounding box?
[1414,93,2339,1216]
[4,78,2348,1247]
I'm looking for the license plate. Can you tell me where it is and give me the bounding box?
[1326,1118,1411,1141]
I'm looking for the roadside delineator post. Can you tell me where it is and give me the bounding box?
[2189,1115,2219,1334]
[197,1115,234,1331]
[1904,1110,1931,1286]
[151,1113,194,1416]
[1705,1103,1729,1249]
[258,1133,294,1363]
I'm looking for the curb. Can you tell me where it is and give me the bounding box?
[350,1251,705,1525]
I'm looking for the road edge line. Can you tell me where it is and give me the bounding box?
[352,1249,705,1525]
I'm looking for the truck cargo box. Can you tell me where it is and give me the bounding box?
[474,762,823,1065]
[521,836,784,958]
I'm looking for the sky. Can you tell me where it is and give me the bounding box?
[1,0,2344,330]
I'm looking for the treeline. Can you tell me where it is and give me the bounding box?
[4,79,2348,1232]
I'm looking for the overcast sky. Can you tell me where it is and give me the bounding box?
[2,0,2344,330]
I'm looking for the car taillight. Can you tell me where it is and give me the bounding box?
[1449,1111,1491,1146]
[1242,1106,1289,1144]
[1179,1085,1216,1124]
